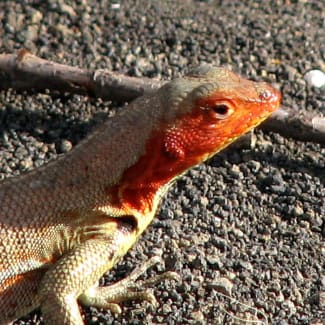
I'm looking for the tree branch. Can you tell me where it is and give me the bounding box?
[263,107,325,145]
[0,50,324,145]
[0,49,164,102]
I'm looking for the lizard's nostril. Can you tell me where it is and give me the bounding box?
[259,89,272,101]
[258,85,281,104]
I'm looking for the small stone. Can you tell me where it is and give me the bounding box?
[162,303,172,314]
[190,254,207,269]
[179,239,191,247]
[206,254,220,266]
[59,3,77,17]
[276,292,284,303]
[282,299,296,316]
[231,227,244,238]
[56,23,74,37]
[190,310,204,321]
[248,160,261,172]
[229,164,242,179]
[111,3,121,10]
[211,277,233,296]
[286,65,299,82]
[19,157,34,170]
[295,270,304,282]
[59,140,73,153]
[304,70,325,88]
[200,196,209,206]
[238,260,253,271]
[125,53,136,65]
[135,57,153,72]
[293,205,304,217]
[270,280,282,293]
[30,9,43,25]
[24,25,39,42]
[187,253,196,262]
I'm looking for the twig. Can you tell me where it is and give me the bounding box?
[0,50,324,145]
[263,107,325,145]
[214,290,268,325]
[0,49,164,102]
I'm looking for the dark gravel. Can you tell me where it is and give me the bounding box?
[0,1,324,324]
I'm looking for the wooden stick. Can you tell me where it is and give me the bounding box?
[0,49,164,102]
[0,50,324,145]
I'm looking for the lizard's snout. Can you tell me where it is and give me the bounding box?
[257,83,281,107]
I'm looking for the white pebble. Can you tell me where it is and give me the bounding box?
[111,3,121,10]
[304,69,325,88]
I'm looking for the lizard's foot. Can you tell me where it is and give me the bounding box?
[79,256,180,314]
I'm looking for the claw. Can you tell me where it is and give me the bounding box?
[105,303,122,315]
[80,256,180,313]
[140,271,181,287]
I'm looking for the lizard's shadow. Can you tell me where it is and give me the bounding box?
[0,92,116,149]
[253,149,324,185]
[209,148,324,229]
[209,147,325,187]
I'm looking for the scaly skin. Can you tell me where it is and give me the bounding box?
[0,65,281,324]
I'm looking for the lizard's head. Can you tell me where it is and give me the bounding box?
[161,64,281,163]
[115,65,280,214]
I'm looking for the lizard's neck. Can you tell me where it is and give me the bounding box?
[106,127,196,217]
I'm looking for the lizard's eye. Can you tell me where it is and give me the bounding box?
[209,103,233,119]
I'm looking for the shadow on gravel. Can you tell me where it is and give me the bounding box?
[210,149,325,186]
[0,98,110,150]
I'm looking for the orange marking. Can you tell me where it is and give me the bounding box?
[0,269,42,315]
[0,269,41,294]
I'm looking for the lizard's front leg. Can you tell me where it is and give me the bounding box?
[39,237,118,325]
[38,227,178,324]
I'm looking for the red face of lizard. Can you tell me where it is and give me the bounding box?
[163,74,281,164]
[116,66,281,214]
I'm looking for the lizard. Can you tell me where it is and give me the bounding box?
[0,64,281,324]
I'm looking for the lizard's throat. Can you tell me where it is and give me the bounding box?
[107,130,197,215]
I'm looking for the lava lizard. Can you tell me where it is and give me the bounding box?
[0,65,281,324]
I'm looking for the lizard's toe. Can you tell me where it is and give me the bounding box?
[79,256,180,313]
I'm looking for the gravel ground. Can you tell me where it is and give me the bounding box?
[0,0,324,324]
